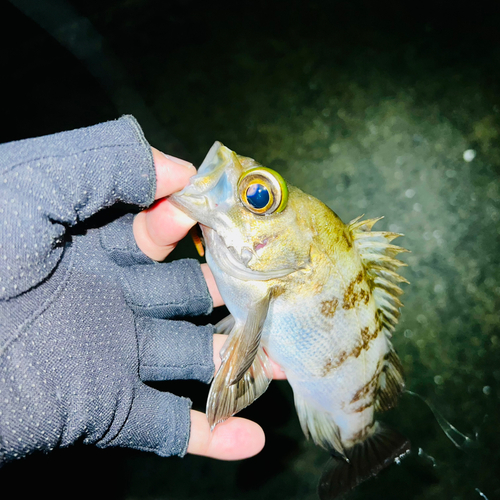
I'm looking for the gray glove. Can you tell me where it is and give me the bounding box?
[0,116,214,465]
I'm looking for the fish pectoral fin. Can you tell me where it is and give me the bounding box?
[220,292,271,385]
[207,347,273,429]
[207,292,273,429]
[318,422,410,500]
[294,393,345,456]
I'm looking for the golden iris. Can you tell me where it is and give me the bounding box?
[238,167,288,215]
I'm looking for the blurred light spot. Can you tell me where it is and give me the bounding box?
[434,375,444,385]
[413,203,422,212]
[482,386,491,395]
[417,314,427,324]
[405,188,416,198]
[463,149,476,162]
[434,284,444,293]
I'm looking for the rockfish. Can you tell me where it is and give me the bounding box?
[170,143,410,498]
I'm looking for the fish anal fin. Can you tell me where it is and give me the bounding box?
[375,348,405,412]
[207,347,273,429]
[294,394,345,456]
[318,422,410,500]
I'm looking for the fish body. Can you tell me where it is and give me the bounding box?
[170,143,410,497]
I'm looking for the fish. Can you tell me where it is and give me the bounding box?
[170,142,411,498]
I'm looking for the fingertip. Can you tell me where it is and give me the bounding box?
[187,410,265,460]
[212,417,265,460]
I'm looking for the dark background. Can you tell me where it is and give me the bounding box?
[1,1,500,499]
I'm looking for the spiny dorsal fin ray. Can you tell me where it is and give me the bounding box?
[353,230,403,243]
[355,241,410,257]
[349,216,409,335]
[348,215,384,232]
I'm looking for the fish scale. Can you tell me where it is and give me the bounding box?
[170,141,410,499]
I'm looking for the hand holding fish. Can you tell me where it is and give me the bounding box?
[0,116,285,468]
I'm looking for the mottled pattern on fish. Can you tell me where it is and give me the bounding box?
[170,142,410,497]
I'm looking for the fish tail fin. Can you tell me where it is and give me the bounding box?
[318,422,410,499]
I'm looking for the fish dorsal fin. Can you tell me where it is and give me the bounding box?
[348,216,409,333]
[349,217,408,411]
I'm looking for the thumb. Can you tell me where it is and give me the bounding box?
[187,410,265,460]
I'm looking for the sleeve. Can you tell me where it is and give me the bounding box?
[0,115,156,299]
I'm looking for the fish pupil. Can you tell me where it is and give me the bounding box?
[246,183,270,209]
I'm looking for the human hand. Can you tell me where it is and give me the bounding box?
[0,116,283,466]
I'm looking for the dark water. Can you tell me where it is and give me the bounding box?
[2,1,500,499]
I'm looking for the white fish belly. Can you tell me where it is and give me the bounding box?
[262,293,389,443]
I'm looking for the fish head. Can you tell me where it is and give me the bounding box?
[170,141,318,280]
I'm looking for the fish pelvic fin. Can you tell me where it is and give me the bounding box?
[318,422,411,500]
[294,393,345,456]
[349,216,409,333]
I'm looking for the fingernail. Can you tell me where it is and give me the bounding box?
[163,153,197,172]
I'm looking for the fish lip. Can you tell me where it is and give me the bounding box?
[169,141,235,225]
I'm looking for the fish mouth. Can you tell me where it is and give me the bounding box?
[202,226,297,282]
[169,141,237,227]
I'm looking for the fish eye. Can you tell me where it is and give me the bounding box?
[238,167,288,215]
